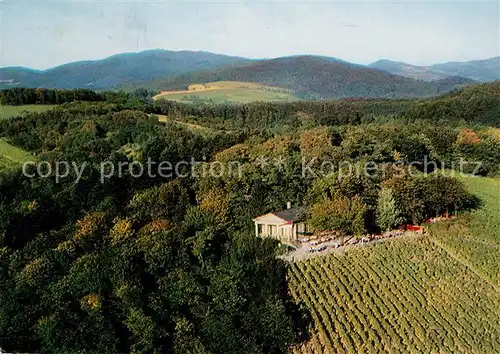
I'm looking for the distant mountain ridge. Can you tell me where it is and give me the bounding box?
[1,49,496,99]
[369,57,500,82]
[0,50,251,90]
[145,55,472,99]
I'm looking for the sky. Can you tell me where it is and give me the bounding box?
[1,0,499,69]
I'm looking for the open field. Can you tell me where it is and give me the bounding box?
[0,104,56,120]
[155,114,217,136]
[154,81,299,104]
[290,175,500,353]
[0,139,35,170]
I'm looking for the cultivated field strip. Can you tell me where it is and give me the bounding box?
[430,176,500,287]
[289,237,500,354]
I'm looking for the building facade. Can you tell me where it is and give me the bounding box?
[252,204,309,243]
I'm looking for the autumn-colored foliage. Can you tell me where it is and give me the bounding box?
[200,188,230,224]
[74,212,106,244]
[110,218,133,245]
[484,128,500,142]
[214,143,251,162]
[140,219,170,235]
[81,294,102,311]
[457,128,481,145]
[300,126,336,161]
[251,135,297,158]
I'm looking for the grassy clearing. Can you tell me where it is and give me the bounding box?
[0,104,56,120]
[0,139,35,170]
[154,81,299,104]
[155,114,217,137]
[291,175,500,353]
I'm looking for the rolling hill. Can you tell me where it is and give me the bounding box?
[1,50,492,99]
[368,59,449,81]
[149,56,471,99]
[370,57,500,82]
[430,57,500,82]
[0,50,250,90]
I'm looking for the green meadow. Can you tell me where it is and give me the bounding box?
[0,104,56,120]
[0,138,35,170]
[154,81,299,104]
[155,114,217,136]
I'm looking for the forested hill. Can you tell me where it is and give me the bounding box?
[0,50,250,90]
[148,56,470,99]
[370,57,500,82]
[1,52,483,98]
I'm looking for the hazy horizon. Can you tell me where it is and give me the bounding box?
[2,0,499,70]
[2,48,500,71]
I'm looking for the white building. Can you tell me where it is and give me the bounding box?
[252,203,309,242]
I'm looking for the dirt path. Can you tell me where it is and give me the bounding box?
[156,114,213,131]
[280,233,421,262]
[154,86,218,99]
[154,114,235,135]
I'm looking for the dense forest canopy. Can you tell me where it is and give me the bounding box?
[0,103,302,353]
[0,81,499,352]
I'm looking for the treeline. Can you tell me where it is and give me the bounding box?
[4,82,499,129]
[154,82,500,130]
[0,88,105,105]
[307,171,475,234]
[154,98,420,132]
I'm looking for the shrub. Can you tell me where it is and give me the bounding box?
[383,175,475,224]
[377,187,403,232]
[309,195,367,235]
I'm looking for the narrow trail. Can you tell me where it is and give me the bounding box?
[155,114,232,134]
[154,86,220,99]
[281,233,421,262]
